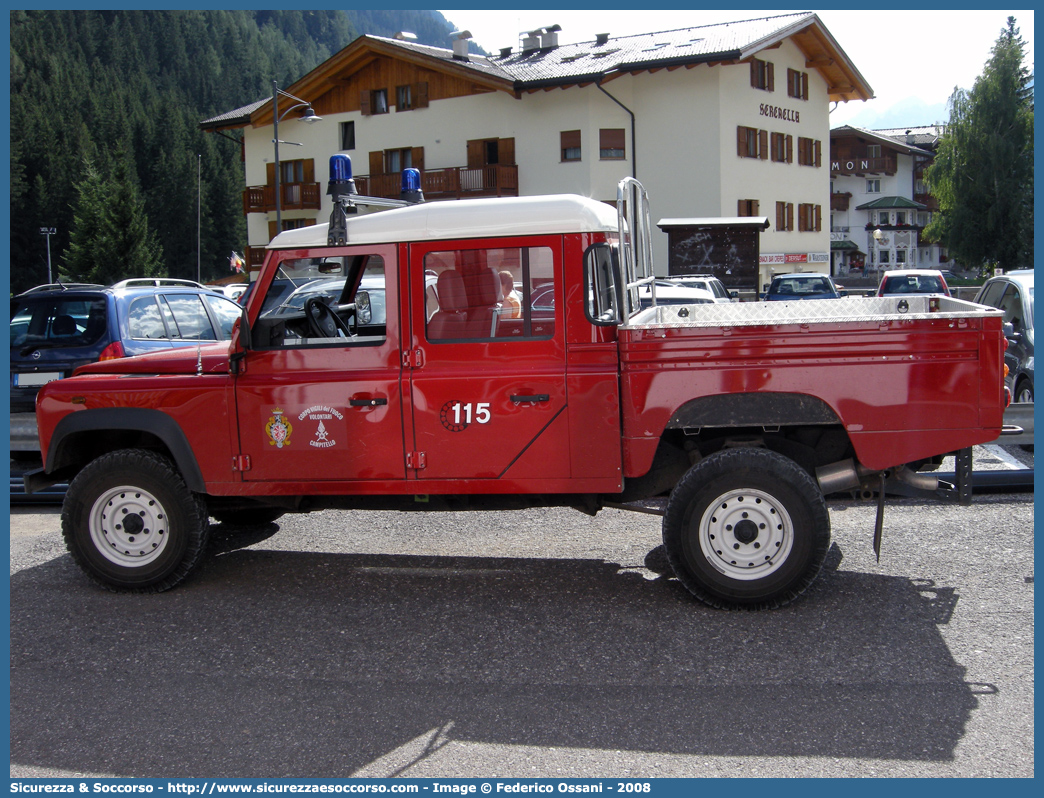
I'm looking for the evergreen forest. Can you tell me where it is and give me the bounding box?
[9,9,469,294]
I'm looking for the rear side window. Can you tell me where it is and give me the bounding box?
[10,297,107,348]
[162,294,218,341]
[424,246,555,341]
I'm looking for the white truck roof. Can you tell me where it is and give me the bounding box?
[269,194,620,249]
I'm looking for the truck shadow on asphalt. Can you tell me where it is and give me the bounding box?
[11,534,981,777]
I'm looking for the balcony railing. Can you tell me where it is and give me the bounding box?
[356,165,519,201]
[243,182,322,214]
[830,192,851,211]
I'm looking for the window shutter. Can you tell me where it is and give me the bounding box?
[414,82,429,108]
[814,140,822,167]
[737,127,748,158]
[752,199,760,216]
[303,159,315,183]
[268,220,278,241]
[767,62,774,92]
[266,162,275,186]
[814,205,822,232]
[369,150,384,176]
[786,135,793,163]
[776,201,784,230]
[600,128,625,153]
[466,140,484,169]
[561,129,581,158]
[750,61,757,88]
[758,129,768,160]
[787,203,794,231]
[360,90,372,116]
[738,199,746,216]
[411,147,425,172]
[499,137,515,165]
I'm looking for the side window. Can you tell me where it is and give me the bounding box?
[162,294,217,341]
[205,294,243,339]
[584,243,619,325]
[425,246,555,341]
[127,296,168,340]
[252,254,387,347]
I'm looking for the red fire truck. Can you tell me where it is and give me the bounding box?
[27,162,1010,608]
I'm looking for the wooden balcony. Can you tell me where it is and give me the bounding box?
[242,182,322,214]
[356,165,519,201]
[914,192,940,212]
[829,155,898,176]
[830,192,851,211]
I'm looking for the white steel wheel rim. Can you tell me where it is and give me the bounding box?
[88,485,171,568]
[697,487,795,581]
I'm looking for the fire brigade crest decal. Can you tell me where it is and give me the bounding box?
[265,409,293,448]
[299,405,343,448]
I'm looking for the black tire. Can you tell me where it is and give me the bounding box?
[210,507,285,527]
[1014,378,1033,405]
[662,447,830,609]
[62,449,210,592]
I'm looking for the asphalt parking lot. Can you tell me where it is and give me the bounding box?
[8,444,1034,779]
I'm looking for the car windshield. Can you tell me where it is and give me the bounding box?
[772,277,832,296]
[10,296,107,349]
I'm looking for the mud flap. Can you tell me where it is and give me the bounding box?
[873,472,886,561]
[955,447,973,506]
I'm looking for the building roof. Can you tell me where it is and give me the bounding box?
[495,13,872,100]
[831,125,935,157]
[267,193,620,249]
[855,196,927,211]
[202,13,874,130]
[872,125,946,151]
[200,98,269,131]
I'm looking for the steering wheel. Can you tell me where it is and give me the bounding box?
[304,297,353,338]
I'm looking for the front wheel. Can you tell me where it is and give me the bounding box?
[62,449,210,592]
[662,447,830,609]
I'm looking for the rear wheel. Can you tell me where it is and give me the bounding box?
[62,449,209,592]
[1014,378,1033,404]
[663,447,830,609]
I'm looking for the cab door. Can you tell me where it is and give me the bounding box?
[406,238,572,482]
[235,245,406,482]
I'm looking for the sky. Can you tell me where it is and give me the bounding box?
[438,8,1035,129]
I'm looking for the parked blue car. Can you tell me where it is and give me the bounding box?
[10,279,243,448]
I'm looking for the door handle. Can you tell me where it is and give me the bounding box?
[349,397,387,407]
[510,394,550,403]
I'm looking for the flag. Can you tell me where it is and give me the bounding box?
[229,251,245,273]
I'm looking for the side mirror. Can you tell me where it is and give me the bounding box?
[355,290,372,325]
[236,307,252,350]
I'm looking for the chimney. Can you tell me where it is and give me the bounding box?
[540,24,562,49]
[499,47,512,58]
[595,32,610,46]
[394,31,417,41]
[522,29,541,53]
[451,30,472,60]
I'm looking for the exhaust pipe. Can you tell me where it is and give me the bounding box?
[817,458,941,495]
[816,458,878,495]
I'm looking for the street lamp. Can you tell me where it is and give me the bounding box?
[272,79,322,231]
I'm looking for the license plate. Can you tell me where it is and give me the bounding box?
[14,371,62,387]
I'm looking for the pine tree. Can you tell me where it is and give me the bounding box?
[61,154,164,284]
[924,17,1034,274]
